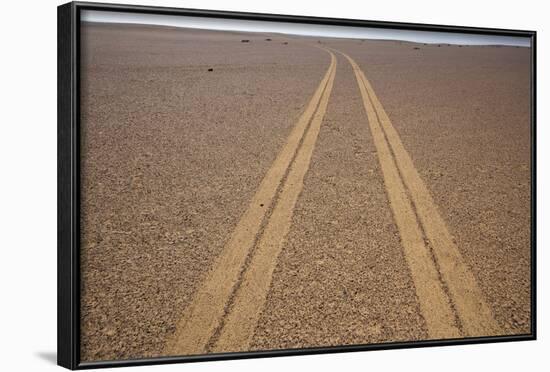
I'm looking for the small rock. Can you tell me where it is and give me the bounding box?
[208,68,213,72]
[103,328,116,337]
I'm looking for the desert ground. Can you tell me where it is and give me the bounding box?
[80,22,531,362]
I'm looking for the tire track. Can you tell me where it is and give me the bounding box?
[335,48,501,338]
[165,50,337,356]
[212,52,337,353]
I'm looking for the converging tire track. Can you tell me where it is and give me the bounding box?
[165,50,337,356]
[333,48,502,339]
[167,45,502,356]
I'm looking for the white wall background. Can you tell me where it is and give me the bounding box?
[0,0,546,370]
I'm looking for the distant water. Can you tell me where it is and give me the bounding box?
[82,10,531,47]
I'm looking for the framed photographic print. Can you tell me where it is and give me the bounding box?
[57,1,536,369]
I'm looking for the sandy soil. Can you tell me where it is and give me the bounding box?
[79,22,532,362]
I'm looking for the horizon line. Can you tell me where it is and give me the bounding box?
[81,10,531,47]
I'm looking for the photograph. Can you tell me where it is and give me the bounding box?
[74,5,533,365]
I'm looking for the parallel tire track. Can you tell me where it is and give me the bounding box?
[213,52,337,353]
[165,50,337,356]
[336,48,501,339]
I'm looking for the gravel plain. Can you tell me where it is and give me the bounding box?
[325,39,532,335]
[80,23,532,361]
[80,23,327,361]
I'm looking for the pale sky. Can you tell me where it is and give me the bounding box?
[82,10,531,47]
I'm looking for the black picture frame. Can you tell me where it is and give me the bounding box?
[58,1,537,369]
